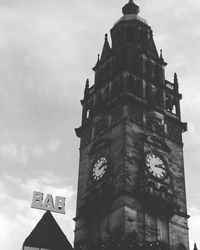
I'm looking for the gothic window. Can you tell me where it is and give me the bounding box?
[155,88,161,105]
[137,57,143,76]
[154,64,163,83]
[145,83,151,99]
[86,109,90,119]
[166,95,178,115]
[84,103,93,121]
[84,99,92,120]
[147,181,155,195]
[166,94,172,112]
[111,81,122,99]
[140,29,148,48]
[145,213,157,242]
[127,76,135,94]
[135,79,142,97]
[145,60,153,81]
[160,186,167,200]
[172,98,178,115]
[94,119,108,138]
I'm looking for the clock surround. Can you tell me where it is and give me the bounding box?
[145,153,168,180]
[91,156,109,182]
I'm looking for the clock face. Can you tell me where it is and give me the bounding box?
[145,153,167,180]
[92,156,108,181]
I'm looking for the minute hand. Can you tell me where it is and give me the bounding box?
[99,163,107,170]
[154,164,165,170]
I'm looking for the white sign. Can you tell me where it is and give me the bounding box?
[31,191,66,214]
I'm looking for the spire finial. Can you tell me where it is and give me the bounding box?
[194,243,198,250]
[160,49,163,59]
[84,79,89,97]
[122,0,140,15]
[105,33,108,40]
[92,54,100,71]
[174,73,179,92]
[160,49,165,62]
[174,73,178,84]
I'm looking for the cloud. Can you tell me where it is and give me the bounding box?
[0,138,63,165]
[0,0,199,250]
[2,171,76,198]
[47,138,61,152]
[0,171,76,249]
[32,146,44,156]
[0,143,28,164]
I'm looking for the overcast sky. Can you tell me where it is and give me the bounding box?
[0,0,199,249]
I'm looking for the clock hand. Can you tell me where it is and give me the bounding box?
[154,164,165,170]
[99,163,107,170]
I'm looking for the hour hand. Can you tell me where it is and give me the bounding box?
[99,163,107,170]
[155,164,165,170]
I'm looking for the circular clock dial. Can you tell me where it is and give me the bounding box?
[145,153,167,180]
[92,156,108,181]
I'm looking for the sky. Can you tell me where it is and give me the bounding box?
[0,0,199,249]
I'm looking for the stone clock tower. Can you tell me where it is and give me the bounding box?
[74,1,189,250]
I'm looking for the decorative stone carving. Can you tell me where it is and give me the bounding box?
[89,138,111,156]
[146,135,170,153]
[146,112,164,135]
[111,106,123,127]
[94,119,108,138]
[166,122,182,143]
[128,105,143,125]
[81,127,92,147]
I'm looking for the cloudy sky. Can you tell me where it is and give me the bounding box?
[0,0,199,249]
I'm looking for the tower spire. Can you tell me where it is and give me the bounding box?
[100,33,111,62]
[122,0,140,15]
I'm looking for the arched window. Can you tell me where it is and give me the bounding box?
[160,186,167,200]
[140,29,148,48]
[154,64,163,83]
[135,79,142,97]
[145,83,151,99]
[147,182,156,195]
[86,109,90,119]
[155,88,161,104]
[127,76,135,94]
[145,60,153,81]
[166,95,172,112]
[172,98,178,115]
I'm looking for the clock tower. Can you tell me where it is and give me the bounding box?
[74,1,189,250]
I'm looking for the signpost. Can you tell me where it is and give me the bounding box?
[31,191,66,214]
